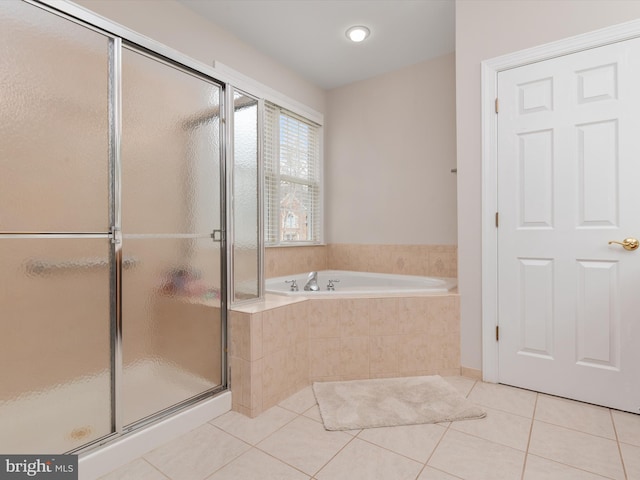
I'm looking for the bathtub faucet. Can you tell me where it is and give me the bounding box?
[327,279,340,291]
[304,271,319,291]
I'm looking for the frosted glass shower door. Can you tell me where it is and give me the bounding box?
[0,239,113,453]
[120,46,224,426]
[0,1,113,453]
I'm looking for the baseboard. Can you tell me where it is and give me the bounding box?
[460,366,482,380]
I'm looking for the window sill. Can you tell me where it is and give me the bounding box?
[266,243,327,248]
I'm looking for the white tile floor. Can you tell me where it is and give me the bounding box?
[98,377,640,480]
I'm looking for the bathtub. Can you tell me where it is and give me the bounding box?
[265,270,457,297]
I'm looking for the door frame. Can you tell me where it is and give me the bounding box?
[481,18,640,383]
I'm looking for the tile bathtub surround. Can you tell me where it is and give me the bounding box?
[264,245,328,278]
[229,293,460,417]
[99,378,636,480]
[229,298,311,417]
[264,243,458,279]
[240,242,460,418]
[327,244,457,278]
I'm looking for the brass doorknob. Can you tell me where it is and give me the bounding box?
[608,238,640,251]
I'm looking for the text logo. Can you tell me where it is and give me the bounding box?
[0,455,77,480]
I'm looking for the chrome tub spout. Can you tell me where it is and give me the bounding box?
[304,271,319,291]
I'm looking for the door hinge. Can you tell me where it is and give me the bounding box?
[495,212,499,228]
[495,97,499,114]
[496,325,500,341]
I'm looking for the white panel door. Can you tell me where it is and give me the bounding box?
[497,38,640,413]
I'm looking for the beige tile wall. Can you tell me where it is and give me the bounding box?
[327,244,457,278]
[264,246,328,278]
[264,244,458,279]
[229,302,310,417]
[229,293,460,417]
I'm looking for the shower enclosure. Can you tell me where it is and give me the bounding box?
[0,0,230,453]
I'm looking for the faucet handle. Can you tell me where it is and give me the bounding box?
[327,279,340,291]
[285,279,299,291]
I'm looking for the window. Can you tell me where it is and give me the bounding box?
[264,102,321,245]
[284,212,298,229]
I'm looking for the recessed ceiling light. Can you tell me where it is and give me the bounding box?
[346,26,370,43]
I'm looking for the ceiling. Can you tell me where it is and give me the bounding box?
[177,0,455,90]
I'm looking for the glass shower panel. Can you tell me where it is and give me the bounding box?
[0,238,112,453]
[232,92,260,302]
[120,46,223,426]
[121,47,221,235]
[120,238,222,425]
[0,1,110,233]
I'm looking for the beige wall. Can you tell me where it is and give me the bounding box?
[325,53,457,245]
[456,0,640,370]
[73,0,325,114]
[74,1,458,248]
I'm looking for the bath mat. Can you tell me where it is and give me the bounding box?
[313,375,486,431]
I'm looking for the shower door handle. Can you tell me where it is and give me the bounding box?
[110,226,122,245]
[211,229,224,242]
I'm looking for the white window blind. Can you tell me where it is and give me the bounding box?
[264,102,321,245]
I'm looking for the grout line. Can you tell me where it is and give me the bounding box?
[310,427,359,478]
[255,446,313,478]
[531,393,624,441]
[105,381,631,480]
[141,424,250,480]
[248,410,337,478]
[418,465,465,480]
[267,405,313,434]
[536,420,617,442]
[522,413,622,480]
[520,392,539,480]
[464,401,534,420]
[421,417,453,472]
[212,405,300,446]
[442,427,530,456]
[525,454,619,480]
[465,378,479,398]
[610,409,629,480]
[200,446,254,480]
[464,379,478,398]
[142,458,172,480]
[532,418,622,443]
[354,426,447,466]
[416,377,470,479]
